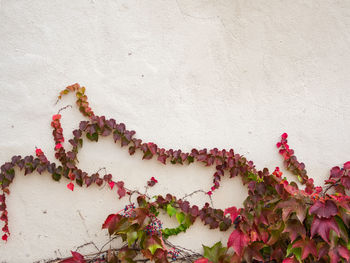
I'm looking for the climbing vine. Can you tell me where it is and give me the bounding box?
[0,83,350,263]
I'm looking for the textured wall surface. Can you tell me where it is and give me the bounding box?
[1,0,350,262]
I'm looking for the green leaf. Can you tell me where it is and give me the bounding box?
[203,242,227,263]
[86,132,98,142]
[335,216,349,243]
[187,156,194,163]
[52,173,61,181]
[167,204,177,217]
[176,212,185,224]
[286,244,301,262]
[127,231,138,247]
[148,243,162,255]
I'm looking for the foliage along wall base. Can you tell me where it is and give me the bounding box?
[0,84,349,263]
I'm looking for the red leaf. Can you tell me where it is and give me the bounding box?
[330,166,342,178]
[109,181,115,189]
[102,214,116,229]
[224,206,240,223]
[227,229,248,256]
[102,214,123,235]
[292,238,317,260]
[283,219,306,242]
[55,143,62,150]
[71,251,85,262]
[117,188,126,199]
[343,161,350,169]
[157,155,167,164]
[329,249,340,263]
[35,148,43,156]
[52,114,61,121]
[116,181,124,188]
[338,245,350,261]
[309,200,338,218]
[311,217,339,243]
[2,234,8,242]
[341,176,350,189]
[60,251,86,263]
[282,256,298,263]
[67,182,74,191]
[194,258,209,263]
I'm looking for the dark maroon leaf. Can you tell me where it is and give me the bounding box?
[73,129,82,138]
[341,176,350,189]
[116,181,124,188]
[311,216,340,242]
[157,155,167,164]
[190,205,199,217]
[310,200,338,218]
[105,119,116,129]
[113,132,121,142]
[101,129,111,136]
[330,166,343,179]
[95,178,103,186]
[116,123,126,133]
[79,121,89,131]
[104,174,112,181]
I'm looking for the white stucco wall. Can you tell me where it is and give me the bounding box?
[1,0,350,262]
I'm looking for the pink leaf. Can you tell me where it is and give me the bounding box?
[311,217,339,243]
[2,234,8,242]
[227,229,248,256]
[343,161,350,169]
[55,143,62,150]
[194,258,209,263]
[116,181,124,188]
[117,187,126,199]
[67,182,74,191]
[109,181,115,190]
[224,206,240,223]
[309,200,338,218]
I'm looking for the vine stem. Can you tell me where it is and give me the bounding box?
[181,189,213,207]
[57,104,72,114]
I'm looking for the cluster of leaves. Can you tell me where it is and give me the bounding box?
[0,84,349,263]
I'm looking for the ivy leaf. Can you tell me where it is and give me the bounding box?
[286,244,301,262]
[334,216,349,243]
[338,245,350,261]
[341,176,350,189]
[309,200,338,218]
[145,236,163,255]
[292,238,317,260]
[227,229,248,256]
[127,231,138,247]
[224,206,240,223]
[102,214,123,235]
[176,212,185,224]
[117,187,126,199]
[61,251,86,263]
[117,247,137,262]
[328,245,350,263]
[276,198,306,223]
[132,208,148,225]
[86,132,98,142]
[167,204,177,217]
[311,216,340,243]
[282,256,299,263]
[194,258,209,263]
[202,242,227,263]
[283,219,306,242]
[52,172,61,181]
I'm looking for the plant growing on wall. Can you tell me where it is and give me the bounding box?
[0,84,349,263]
